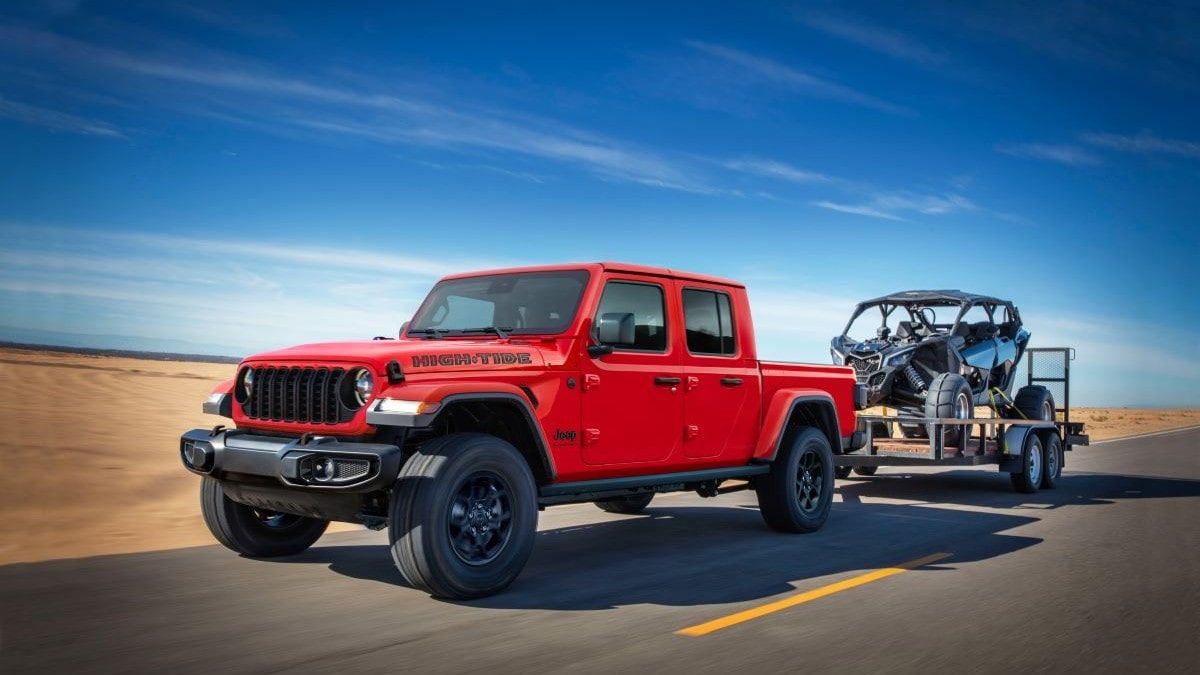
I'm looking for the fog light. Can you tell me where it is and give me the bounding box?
[313,457,337,482]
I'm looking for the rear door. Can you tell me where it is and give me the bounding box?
[676,282,761,461]
[580,275,684,465]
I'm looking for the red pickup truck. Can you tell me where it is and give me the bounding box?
[182,262,865,598]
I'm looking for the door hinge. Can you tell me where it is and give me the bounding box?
[686,376,700,392]
[686,424,700,440]
[583,428,601,445]
[584,374,601,391]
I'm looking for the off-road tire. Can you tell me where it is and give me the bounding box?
[1040,432,1063,489]
[389,433,538,599]
[200,476,329,557]
[1010,432,1044,493]
[594,493,655,514]
[853,466,878,477]
[924,373,974,445]
[756,427,834,533]
[1013,385,1055,421]
[835,466,853,479]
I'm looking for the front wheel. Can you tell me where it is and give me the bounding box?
[389,433,538,599]
[200,477,328,557]
[756,427,834,533]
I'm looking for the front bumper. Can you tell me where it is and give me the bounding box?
[179,428,403,493]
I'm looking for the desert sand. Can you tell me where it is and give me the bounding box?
[1,347,1197,565]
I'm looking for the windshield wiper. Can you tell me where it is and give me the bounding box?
[459,326,514,339]
[407,328,447,340]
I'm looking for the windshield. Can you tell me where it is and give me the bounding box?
[408,270,589,336]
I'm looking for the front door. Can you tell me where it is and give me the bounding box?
[580,277,684,466]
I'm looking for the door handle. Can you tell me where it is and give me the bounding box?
[654,376,682,386]
[720,377,744,387]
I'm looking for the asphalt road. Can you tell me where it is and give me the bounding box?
[3,428,1198,674]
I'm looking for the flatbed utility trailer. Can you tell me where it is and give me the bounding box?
[835,347,1089,493]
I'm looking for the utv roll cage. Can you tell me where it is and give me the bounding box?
[840,290,1022,340]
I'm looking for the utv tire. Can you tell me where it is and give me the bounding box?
[835,466,853,479]
[1009,432,1044,493]
[200,476,329,557]
[389,433,538,599]
[1040,432,1063,489]
[924,373,974,445]
[1013,386,1055,421]
[853,466,878,477]
[594,493,654,514]
[756,427,834,533]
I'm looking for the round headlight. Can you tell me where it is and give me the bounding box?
[353,369,374,406]
[239,368,254,401]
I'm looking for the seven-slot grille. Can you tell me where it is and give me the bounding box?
[846,354,882,379]
[243,366,346,423]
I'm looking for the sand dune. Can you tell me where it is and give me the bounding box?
[1,347,1196,565]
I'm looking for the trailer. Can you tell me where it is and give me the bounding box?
[835,348,1089,493]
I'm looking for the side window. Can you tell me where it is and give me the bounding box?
[683,288,736,356]
[595,281,667,351]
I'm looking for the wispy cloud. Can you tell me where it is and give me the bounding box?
[724,158,831,184]
[0,95,126,138]
[1081,130,1200,159]
[683,41,910,115]
[813,191,976,221]
[995,142,1103,166]
[800,13,947,66]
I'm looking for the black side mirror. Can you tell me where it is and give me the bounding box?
[587,344,615,358]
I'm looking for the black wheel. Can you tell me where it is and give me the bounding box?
[200,476,328,557]
[1040,432,1063,489]
[1013,385,1055,421]
[389,433,538,599]
[835,466,853,479]
[1009,432,1044,493]
[853,466,878,477]
[924,373,973,445]
[756,427,834,533]
[594,493,654,514]
[898,418,928,439]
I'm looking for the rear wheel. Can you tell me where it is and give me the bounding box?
[389,433,538,599]
[1009,432,1044,493]
[1041,432,1063,489]
[200,477,328,557]
[853,466,878,477]
[756,427,834,533]
[1013,385,1055,421]
[835,466,853,479]
[594,493,654,514]
[924,374,973,445]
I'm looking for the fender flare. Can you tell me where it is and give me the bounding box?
[753,389,843,462]
[367,388,556,480]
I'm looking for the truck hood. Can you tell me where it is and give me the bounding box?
[242,339,550,373]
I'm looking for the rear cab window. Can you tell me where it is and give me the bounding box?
[682,288,737,356]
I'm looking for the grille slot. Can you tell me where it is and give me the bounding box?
[847,354,882,380]
[244,366,346,424]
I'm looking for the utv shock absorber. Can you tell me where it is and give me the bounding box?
[903,364,927,394]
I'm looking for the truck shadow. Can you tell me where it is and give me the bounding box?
[291,470,1200,610]
[300,499,1037,610]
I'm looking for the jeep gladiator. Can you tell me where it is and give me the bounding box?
[182,262,865,598]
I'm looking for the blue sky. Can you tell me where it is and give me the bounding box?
[1,1,1198,405]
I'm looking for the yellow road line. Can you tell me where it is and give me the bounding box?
[676,552,951,637]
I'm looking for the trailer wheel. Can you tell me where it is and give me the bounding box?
[1040,432,1063,489]
[835,466,853,479]
[756,427,833,533]
[853,466,878,477]
[1009,432,1044,493]
[924,373,973,445]
[389,433,538,599]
